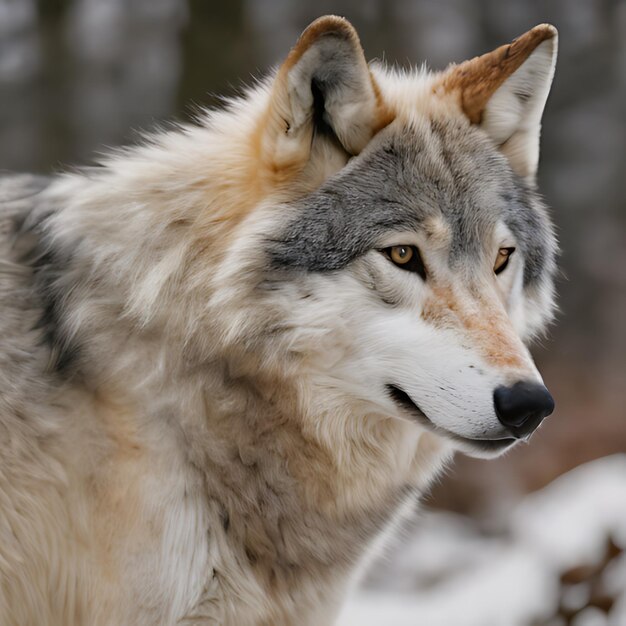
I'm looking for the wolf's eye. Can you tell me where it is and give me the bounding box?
[390,246,413,265]
[494,247,516,275]
[382,246,426,280]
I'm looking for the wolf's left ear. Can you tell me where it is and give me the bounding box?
[261,16,391,178]
[439,25,558,181]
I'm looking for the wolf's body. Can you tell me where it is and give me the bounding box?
[0,17,558,625]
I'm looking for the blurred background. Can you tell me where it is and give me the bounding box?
[1,1,624,624]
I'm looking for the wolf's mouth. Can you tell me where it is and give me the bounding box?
[386,384,517,453]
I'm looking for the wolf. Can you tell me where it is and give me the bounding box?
[0,15,558,626]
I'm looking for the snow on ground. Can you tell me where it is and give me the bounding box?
[338,454,626,626]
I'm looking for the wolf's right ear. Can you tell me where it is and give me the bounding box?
[261,16,391,179]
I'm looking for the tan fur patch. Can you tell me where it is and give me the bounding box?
[422,283,529,371]
[95,391,142,459]
[367,69,396,136]
[90,392,148,583]
[437,24,557,124]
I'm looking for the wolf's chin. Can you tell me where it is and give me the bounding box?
[385,384,517,458]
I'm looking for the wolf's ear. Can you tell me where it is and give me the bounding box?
[262,16,391,178]
[440,25,558,181]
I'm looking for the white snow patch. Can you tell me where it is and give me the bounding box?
[338,454,626,626]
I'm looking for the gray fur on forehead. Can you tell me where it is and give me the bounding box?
[268,119,555,287]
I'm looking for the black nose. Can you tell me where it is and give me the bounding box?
[493,381,555,438]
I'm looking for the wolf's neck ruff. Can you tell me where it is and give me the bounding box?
[0,15,558,626]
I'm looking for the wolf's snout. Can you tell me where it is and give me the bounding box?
[493,382,555,438]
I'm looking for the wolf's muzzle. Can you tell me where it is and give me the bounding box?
[493,381,555,439]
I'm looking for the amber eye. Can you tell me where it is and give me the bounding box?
[382,245,427,280]
[390,246,413,265]
[494,247,516,275]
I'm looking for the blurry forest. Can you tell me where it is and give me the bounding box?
[0,0,624,517]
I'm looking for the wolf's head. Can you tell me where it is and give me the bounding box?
[221,16,558,459]
[35,17,557,463]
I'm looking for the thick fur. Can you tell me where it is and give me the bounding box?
[0,17,558,626]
